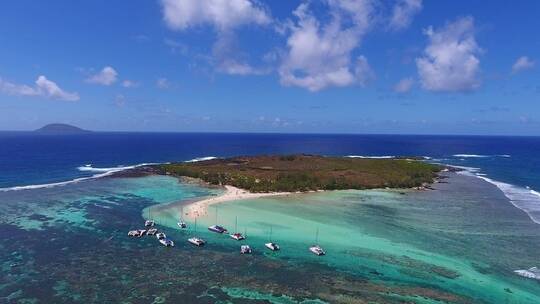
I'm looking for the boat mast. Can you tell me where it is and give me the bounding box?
[215,206,218,225]
[235,216,238,233]
[315,227,319,244]
[269,225,273,242]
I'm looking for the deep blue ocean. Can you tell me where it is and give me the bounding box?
[1,132,540,222]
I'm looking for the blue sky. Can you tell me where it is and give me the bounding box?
[0,0,538,135]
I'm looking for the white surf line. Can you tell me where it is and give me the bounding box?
[0,162,162,192]
[456,166,540,225]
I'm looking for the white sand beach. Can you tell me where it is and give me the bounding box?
[183,185,290,219]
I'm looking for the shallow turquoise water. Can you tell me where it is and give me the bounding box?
[1,173,540,303]
[152,173,540,304]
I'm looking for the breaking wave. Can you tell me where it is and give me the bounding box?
[185,156,218,162]
[0,163,160,192]
[453,154,511,158]
[456,167,540,225]
[346,155,395,159]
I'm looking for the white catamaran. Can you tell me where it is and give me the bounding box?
[177,206,187,229]
[188,217,206,247]
[264,225,280,251]
[229,216,246,240]
[309,227,325,256]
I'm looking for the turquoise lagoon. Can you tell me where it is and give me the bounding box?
[1,173,540,303]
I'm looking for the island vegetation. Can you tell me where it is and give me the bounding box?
[157,155,442,193]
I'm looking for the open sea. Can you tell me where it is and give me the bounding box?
[1,132,540,303]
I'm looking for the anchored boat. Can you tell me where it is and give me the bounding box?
[159,238,174,247]
[264,226,280,251]
[240,245,252,254]
[177,206,187,229]
[208,206,228,233]
[147,228,158,236]
[309,228,326,256]
[145,208,155,227]
[229,216,245,240]
[188,217,206,247]
[128,229,147,237]
[156,232,166,240]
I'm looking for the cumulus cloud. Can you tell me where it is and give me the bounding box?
[0,75,79,101]
[416,16,481,92]
[512,56,535,74]
[160,0,270,30]
[389,0,422,30]
[85,66,118,85]
[393,77,414,93]
[160,0,271,76]
[279,1,375,91]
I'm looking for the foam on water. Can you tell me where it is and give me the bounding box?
[453,154,511,158]
[185,156,218,162]
[346,155,395,159]
[457,167,540,225]
[0,163,161,192]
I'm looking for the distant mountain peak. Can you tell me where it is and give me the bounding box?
[35,123,90,134]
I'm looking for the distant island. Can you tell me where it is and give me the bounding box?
[153,155,443,193]
[35,123,90,134]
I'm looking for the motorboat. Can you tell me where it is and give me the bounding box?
[146,228,158,236]
[514,267,540,280]
[208,225,228,234]
[144,220,155,227]
[159,238,174,247]
[156,232,166,240]
[240,245,252,254]
[188,237,206,246]
[265,242,280,251]
[309,245,326,256]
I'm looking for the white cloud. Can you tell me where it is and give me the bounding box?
[86,66,118,86]
[512,56,535,74]
[279,1,375,91]
[121,80,139,88]
[393,77,414,93]
[160,0,272,76]
[0,78,40,97]
[389,0,422,30]
[0,75,79,101]
[160,0,270,31]
[416,16,481,92]
[156,77,171,89]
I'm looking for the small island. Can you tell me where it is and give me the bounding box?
[156,154,442,193]
[34,123,90,134]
